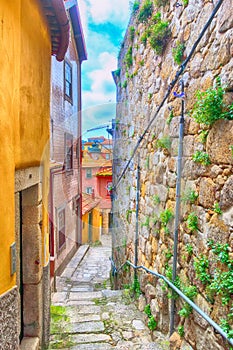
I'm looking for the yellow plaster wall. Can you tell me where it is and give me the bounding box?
[0,0,51,295]
[82,208,101,244]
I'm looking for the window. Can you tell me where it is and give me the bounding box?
[64,60,72,103]
[65,133,73,171]
[86,168,92,178]
[86,187,93,194]
[57,208,65,250]
[106,153,110,160]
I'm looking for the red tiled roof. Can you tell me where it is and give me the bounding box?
[82,193,100,215]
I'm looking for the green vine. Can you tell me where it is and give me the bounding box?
[192,77,233,126]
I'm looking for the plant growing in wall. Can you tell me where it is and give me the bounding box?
[172,41,185,65]
[149,19,171,55]
[131,1,140,14]
[213,202,222,215]
[192,77,233,126]
[160,208,173,234]
[124,46,133,68]
[141,216,150,228]
[185,243,193,256]
[122,80,128,89]
[178,325,185,337]
[154,0,169,6]
[199,129,209,143]
[186,212,198,232]
[137,0,153,23]
[167,110,174,125]
[230,145,233,158]
[129,26,135,41]
[181,188,198,204]
[156,135,171,150]
[144,304,157,330]
[126,209,133,223]
[178,285,198,318]
[220,319,233,339]
[140,29,151,45]
[194,255,211,284]
[152,194,161,204]
[192,151,211,166]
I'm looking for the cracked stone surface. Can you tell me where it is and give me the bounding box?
[49,235,169,349]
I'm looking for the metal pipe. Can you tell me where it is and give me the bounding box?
[125,261,233,347]
[134,155,140,280]
[170,80,185,335]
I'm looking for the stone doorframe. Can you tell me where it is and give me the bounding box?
[15,166,50,348]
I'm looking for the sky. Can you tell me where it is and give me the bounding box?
[78,0,131,140]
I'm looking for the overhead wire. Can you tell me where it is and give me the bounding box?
[114,0,224,190]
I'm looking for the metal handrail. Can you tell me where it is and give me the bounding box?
[110,258,233,347]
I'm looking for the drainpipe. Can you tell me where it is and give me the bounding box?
[170,80,185,335]
[134,155,140,281]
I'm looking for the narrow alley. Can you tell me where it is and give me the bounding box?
[49,235,169,350]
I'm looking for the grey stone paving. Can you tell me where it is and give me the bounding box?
[49,235,169,349]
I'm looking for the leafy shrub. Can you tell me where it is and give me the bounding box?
[160,208,174,227]
[192,77,233,126]
[156,135,171,150]
[122,80,127,88]
[131,1,140,14]
[172,41,185,65]
[185,244,193,255]
[167,110,174,125]
[213,202,222,215]
[144,304,157,330]
[124,46,133,68]
[182,189,198,204]
[199,130,209,143]
[138,0,153,23]
[149,20,170,54]
[192,151,211,166]
[194,255,211,284]
[129,26,135,41]
[141,29,150,45]
[186,212,198,232]
[178,325,185,337]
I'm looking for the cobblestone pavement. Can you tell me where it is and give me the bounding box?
[49,235,169,349]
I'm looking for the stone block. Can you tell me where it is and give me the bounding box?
[15,167,41,193]
[145,284,156,303]
[20,337,39,350]
[198,177,216,209]
[170,331,182,350]
[22,204,42,225]
[220,175,233,210]
[193,294,211,329]
[207,120,233,165]
[23,282,42,338]
[22,224,42,284]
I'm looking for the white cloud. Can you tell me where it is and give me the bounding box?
[82,52,117,108]
[77,0,131,136]
[81,0,130,27]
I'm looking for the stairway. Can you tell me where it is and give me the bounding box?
[49,236,170,349]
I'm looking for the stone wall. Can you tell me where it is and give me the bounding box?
[112,0,233,349]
